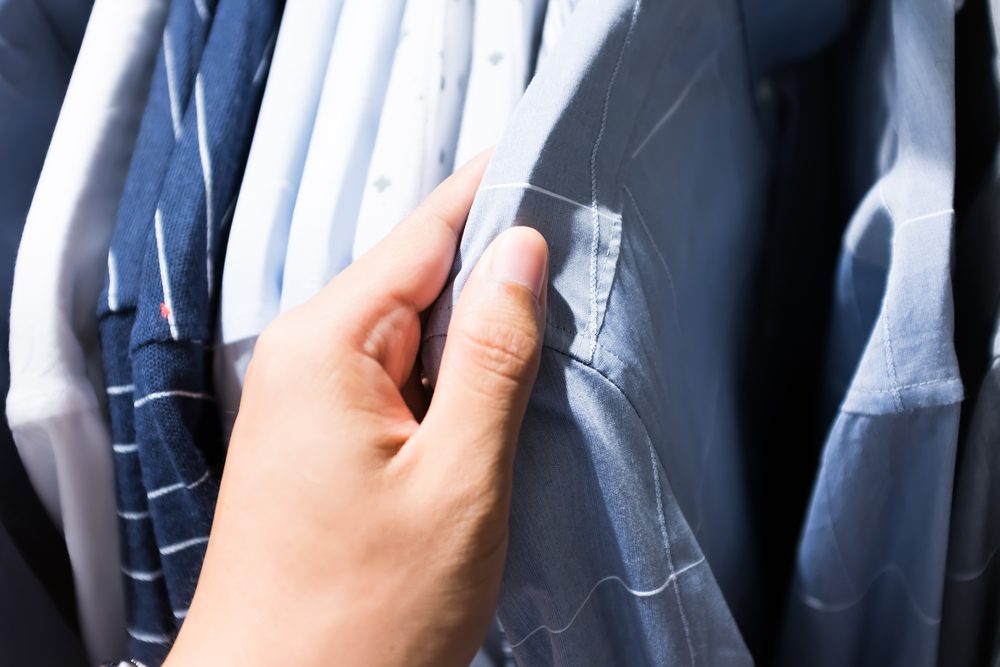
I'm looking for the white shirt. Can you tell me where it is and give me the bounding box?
[218,0,346,345]
[278,0,407,314]
[350,0,475,262]
[453,0,546,167]
[6,0,169,660]
[215,0,346,434]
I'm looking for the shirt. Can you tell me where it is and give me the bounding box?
[938,1,1000,663]
[422,0,769,661]
[778,0,961,665]
[218,0,345,344]
[96,0,219,662]
[0,0,91,642]
[127,0,278,661]
[534,0,579,73]
[278,0,406,314]
[215,0,345,441]
[452,0,546,167]
[350,0,474,262]
[8,0,172,659]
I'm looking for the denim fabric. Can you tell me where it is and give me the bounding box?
[0,0,92,641]
[422,0,771,662]
[96,0,218,663]
[778,1,961,666]
[125,0,278,662]
[938,3,1000,660]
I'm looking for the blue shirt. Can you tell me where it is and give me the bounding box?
[423,0,771,662]
[126,0,278,662]
[98,0,218,662]
[779,0,961,665]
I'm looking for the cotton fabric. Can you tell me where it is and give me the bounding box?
[278,0,407,314]
[350,0,474,262]
[778,1,961,665]
[452,0,546,167]
[422,0,773,661]
[126,0,278,662]
[218,0,345,344]
[96,0,220,661]
[534,0,579,73]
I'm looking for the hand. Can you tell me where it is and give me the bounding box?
[163,148,549,667]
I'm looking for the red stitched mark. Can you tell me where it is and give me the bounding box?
[160,303,171,319]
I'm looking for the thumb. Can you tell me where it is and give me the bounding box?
[416,227,548,484]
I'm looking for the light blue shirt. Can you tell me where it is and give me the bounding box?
[423,0,771,661]
[779,0,962,665]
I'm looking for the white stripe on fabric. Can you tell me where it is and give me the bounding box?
[147,481,185,499]
[173,608,188,620]
[147,470,211,499]
[477,183,621,221]
[113,443,139,453]
[195,74,214,301]
[128,627,173,644]
[163,28,183,141]
[631,43,723,160]
[118,509,150,520]
[154,208,180,340]
[159,536,209,555]
[134,390,214,409]
[107,250,119,310]
[900,208,954,226]
[509,557,706,648]
[193,0,209,22]
[121,566,164,581]
[107,384,134,395]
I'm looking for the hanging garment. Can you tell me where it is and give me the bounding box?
[938,1,1000,663]
[8,0,172,661]
[534,0,579,73]
[215,0,346,439]
[277,0,406,314]
[0,519,89,667]
[422,0,771,661]
[452,0,546,167]
[350,0,474,262]
[96,0,220,662]
[125,0,278,661]
[0,0,101,657]
[778,0,960,665]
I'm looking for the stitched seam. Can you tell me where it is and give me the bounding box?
[878,182,904,413]
[589,0,640,363]
[649,439,696,665]
[851,377,962,394]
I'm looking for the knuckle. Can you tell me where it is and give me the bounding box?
[458,313,539,384]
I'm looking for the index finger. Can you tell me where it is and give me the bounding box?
[333,146,494,315]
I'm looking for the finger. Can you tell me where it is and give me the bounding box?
[414,227,548,482]
[330,146,495,315]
